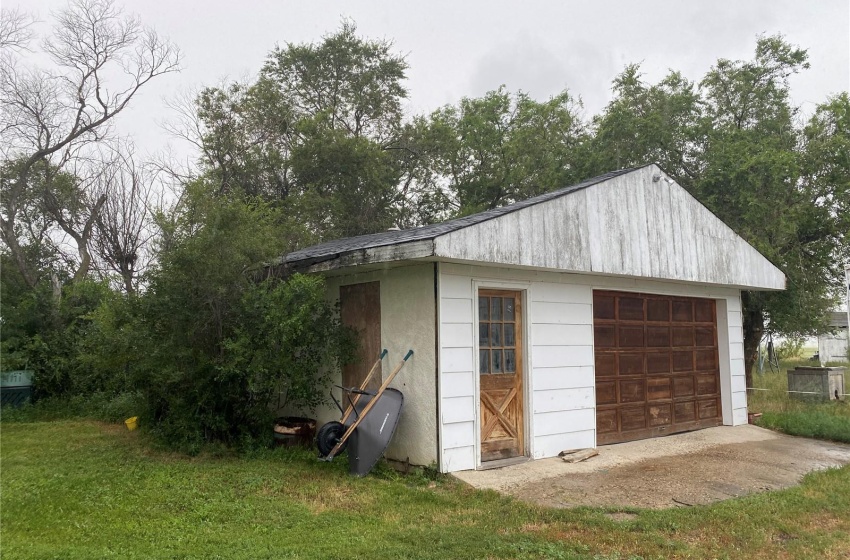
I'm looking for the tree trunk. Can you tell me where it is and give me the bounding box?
[0,217,38,289]
[741,291,765,393]
[121,268,135,295]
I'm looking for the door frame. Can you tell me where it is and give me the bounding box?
[472,279,532,468]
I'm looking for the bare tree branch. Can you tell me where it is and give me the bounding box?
[0,8,37,52]
[0,0,180,289]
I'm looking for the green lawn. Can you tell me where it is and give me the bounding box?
[2,420,850,559]
[749,360,850,443]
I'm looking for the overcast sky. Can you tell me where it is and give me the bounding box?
[15,0,850,161]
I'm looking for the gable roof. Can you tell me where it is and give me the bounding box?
[284,167,638,267]
[281,164,786,291]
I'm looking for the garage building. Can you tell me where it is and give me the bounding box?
[280,164,785,473]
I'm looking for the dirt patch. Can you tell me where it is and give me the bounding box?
[453,425,850,509]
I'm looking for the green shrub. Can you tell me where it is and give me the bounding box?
[135,186,353,452]
[0,273,128,400]
[774,337,805,361]
[0,391,144,423]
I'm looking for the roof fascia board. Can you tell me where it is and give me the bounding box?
[295,239,435,274]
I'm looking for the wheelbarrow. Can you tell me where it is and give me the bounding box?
[316,348,387,457]
[317,349,413,476]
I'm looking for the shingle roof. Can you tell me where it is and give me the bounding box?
[284,167,641,266]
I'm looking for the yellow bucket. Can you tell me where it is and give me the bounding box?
[124,416,138,431]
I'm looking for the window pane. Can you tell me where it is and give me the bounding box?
[478,297,489,321]
[490,324,502,347]
[492,350,503,373]
[479,349,489,374]
[505,349,516,373]
[504,298,515,320]
[504,323,515,347]
[478,323,489,347]
[491,297,502,320]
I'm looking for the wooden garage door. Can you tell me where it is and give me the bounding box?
[594,291,721,445]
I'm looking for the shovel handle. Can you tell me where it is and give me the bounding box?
[339,349,387,425]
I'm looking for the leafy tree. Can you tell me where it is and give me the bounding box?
[414,88,590,217]
[261,20,407,142]
[290,122,399,237]
[177,22,408,241]
[590,36,848,387]
[588,66,703,185]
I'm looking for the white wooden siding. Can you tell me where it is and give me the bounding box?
[438,271,477,471]
[434,165,784,290]
[437,263,749,473]
[528,282,596,459]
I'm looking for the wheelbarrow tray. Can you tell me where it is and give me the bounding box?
[347,388,404,477]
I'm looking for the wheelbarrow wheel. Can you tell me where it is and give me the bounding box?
[316,421,347,457]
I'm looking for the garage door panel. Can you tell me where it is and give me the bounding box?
[647,377,671,401]
[698,399,719,419]
[619,380,645,403]
[594,325,616,348]
[618,326,645,347]
[674,401,697,422]
[672,300,693,322]
[618,297,645,321]
[595,353,616,376]
[596,381,617,405]
[620,407,647,431]
[647,327,670,347]
[695,327,715,347]
[619,353,645,375]
[593,294,616,319]
[648,404,672,426]
[647,299,670,322]
[694,300,714,322]
[673,376,695,397]
[696,349,718,371]
[597,409,618,433]
[696,373,718,395]
[672,327,694,347]
[595,290,721,444]
[672,351,694,372]
[646,352,671,374]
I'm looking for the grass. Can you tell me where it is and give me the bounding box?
[2,420,850,559]
[0,391,144,424]
[749,359,850,443]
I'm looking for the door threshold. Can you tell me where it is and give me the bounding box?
[478,456,530,471]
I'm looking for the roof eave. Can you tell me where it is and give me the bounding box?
[287,239,436,274]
